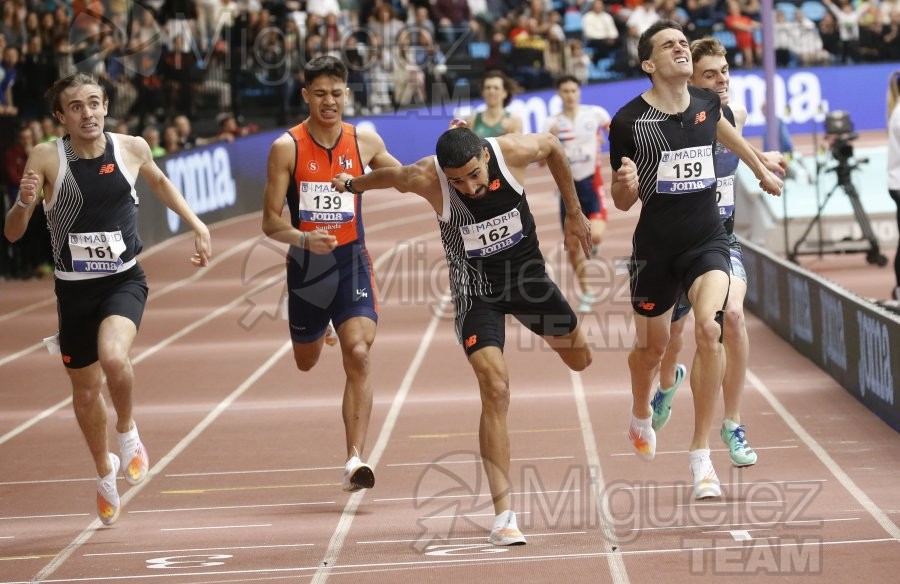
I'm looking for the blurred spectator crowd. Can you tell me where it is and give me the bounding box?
[2,0,900,280]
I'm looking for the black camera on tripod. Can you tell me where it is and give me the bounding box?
[824,110,858,164]
[788,109,887,266]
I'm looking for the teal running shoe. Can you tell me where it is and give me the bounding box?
[721,420,758,467]
[651,363,686,431]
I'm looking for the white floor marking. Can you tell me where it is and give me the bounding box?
[84,543,314,556]
[0,513,89,521]
[632,516,861,533]
[164,466,341,477]
[373,488,579,503]
[127,501,335,514]
[310,295,450,584]
[746,369,900,541]
[386,455,575,468]
[570,370,630,584]
[31,342,293,582]
[160,524,271,532]
[356,531,587,545]
[609,444,798,457]
[728,529,752,541]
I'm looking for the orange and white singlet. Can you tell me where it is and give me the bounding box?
[285,121,365,247]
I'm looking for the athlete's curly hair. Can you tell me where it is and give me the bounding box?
[45,73,108,115]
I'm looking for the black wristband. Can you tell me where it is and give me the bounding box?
[345,178,356,194]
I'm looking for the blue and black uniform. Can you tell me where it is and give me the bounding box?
[433,138,577,356]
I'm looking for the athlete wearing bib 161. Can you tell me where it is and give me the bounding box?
[4,73,211,527]
[284,121,377,343]
[609,84,729,318]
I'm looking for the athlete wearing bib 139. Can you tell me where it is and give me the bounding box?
[609,85,730,318]
[434,138,577,356]
[671,104,744,322]
[284,121,377,343]
[47,133,149,368]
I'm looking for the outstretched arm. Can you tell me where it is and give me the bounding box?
[717,117,783,196]
[496,132,591,255]
[135,136,211,266]
[332,156,443,213]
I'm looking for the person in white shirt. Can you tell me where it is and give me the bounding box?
[543,74,611,313]
[887,69,900,300]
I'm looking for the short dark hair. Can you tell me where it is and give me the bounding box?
[45,72,107,115]
[436,128,484,169]
[555,74,581,89]
[637,20,685,70]
[305,55,348,86]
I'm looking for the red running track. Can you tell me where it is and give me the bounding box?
[1,166,899,583]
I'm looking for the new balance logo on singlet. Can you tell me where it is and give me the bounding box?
[694,112,707,124]
[98,164,116,175]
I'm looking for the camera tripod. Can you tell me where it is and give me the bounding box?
[788,157,888,266]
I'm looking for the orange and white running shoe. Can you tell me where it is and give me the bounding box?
[324,321,338,347]
[628,419,656,461]
[97,453,121,526]
[489,510,526,546]
[690,449,722,499]
[118,425,149,485]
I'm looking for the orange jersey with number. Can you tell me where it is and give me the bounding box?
[286,122,365,247]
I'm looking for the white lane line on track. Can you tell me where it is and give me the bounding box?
[608,445,799,457]
[386,455,575,467]
[83,543,315,556]
[310,294,451,584]
[127,501,335,514]
[747,369,900,541]
[372,488,579,503]
[8,538,895,583]
[570,370,630,584]
[160,524,272,532]
[632,516,862,533]
[617,478,826,491]
[164,466,342,477]
[30,341,293,582]
[0,513,89,521]
[357,530,588,544]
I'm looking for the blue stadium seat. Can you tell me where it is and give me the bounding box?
[563,10,583,37]
[713,30,738,50]
[469,41,490,60]
[800,1,827,22]
[775,2,798,20]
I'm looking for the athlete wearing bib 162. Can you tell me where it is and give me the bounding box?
[608,21,782,503]
[332,127,592,548]
[4,73,212,527]
[262,56,401,495]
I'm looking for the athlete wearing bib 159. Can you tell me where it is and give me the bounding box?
[609,86,730,318]
[284,121,377,343]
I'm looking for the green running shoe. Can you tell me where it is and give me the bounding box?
[651,363,686,431]
[721,420,758,467]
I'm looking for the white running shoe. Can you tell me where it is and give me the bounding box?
[118,425,149,485]
[97,453,121,526]
[342,455,375,492]
[489,510,526,546]
[690,449,722,500]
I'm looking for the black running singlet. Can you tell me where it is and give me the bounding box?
[44,133,142,280]
[434,138,545,299]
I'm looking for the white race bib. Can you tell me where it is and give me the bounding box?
[68,230,127,273]
[656,146,715,194]
[298,181,355,223]
[459,209,524,258]
[717,175,735,218]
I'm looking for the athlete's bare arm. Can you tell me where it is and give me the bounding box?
[611,156,640,211]
[128,134,212,266]
[3,142,56,243]
[357,128,402,170]
[495,132,591,255]
[261,133,337,254]
[332,157,443,214]
[717,117,783,196]
[730,105,787,177]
